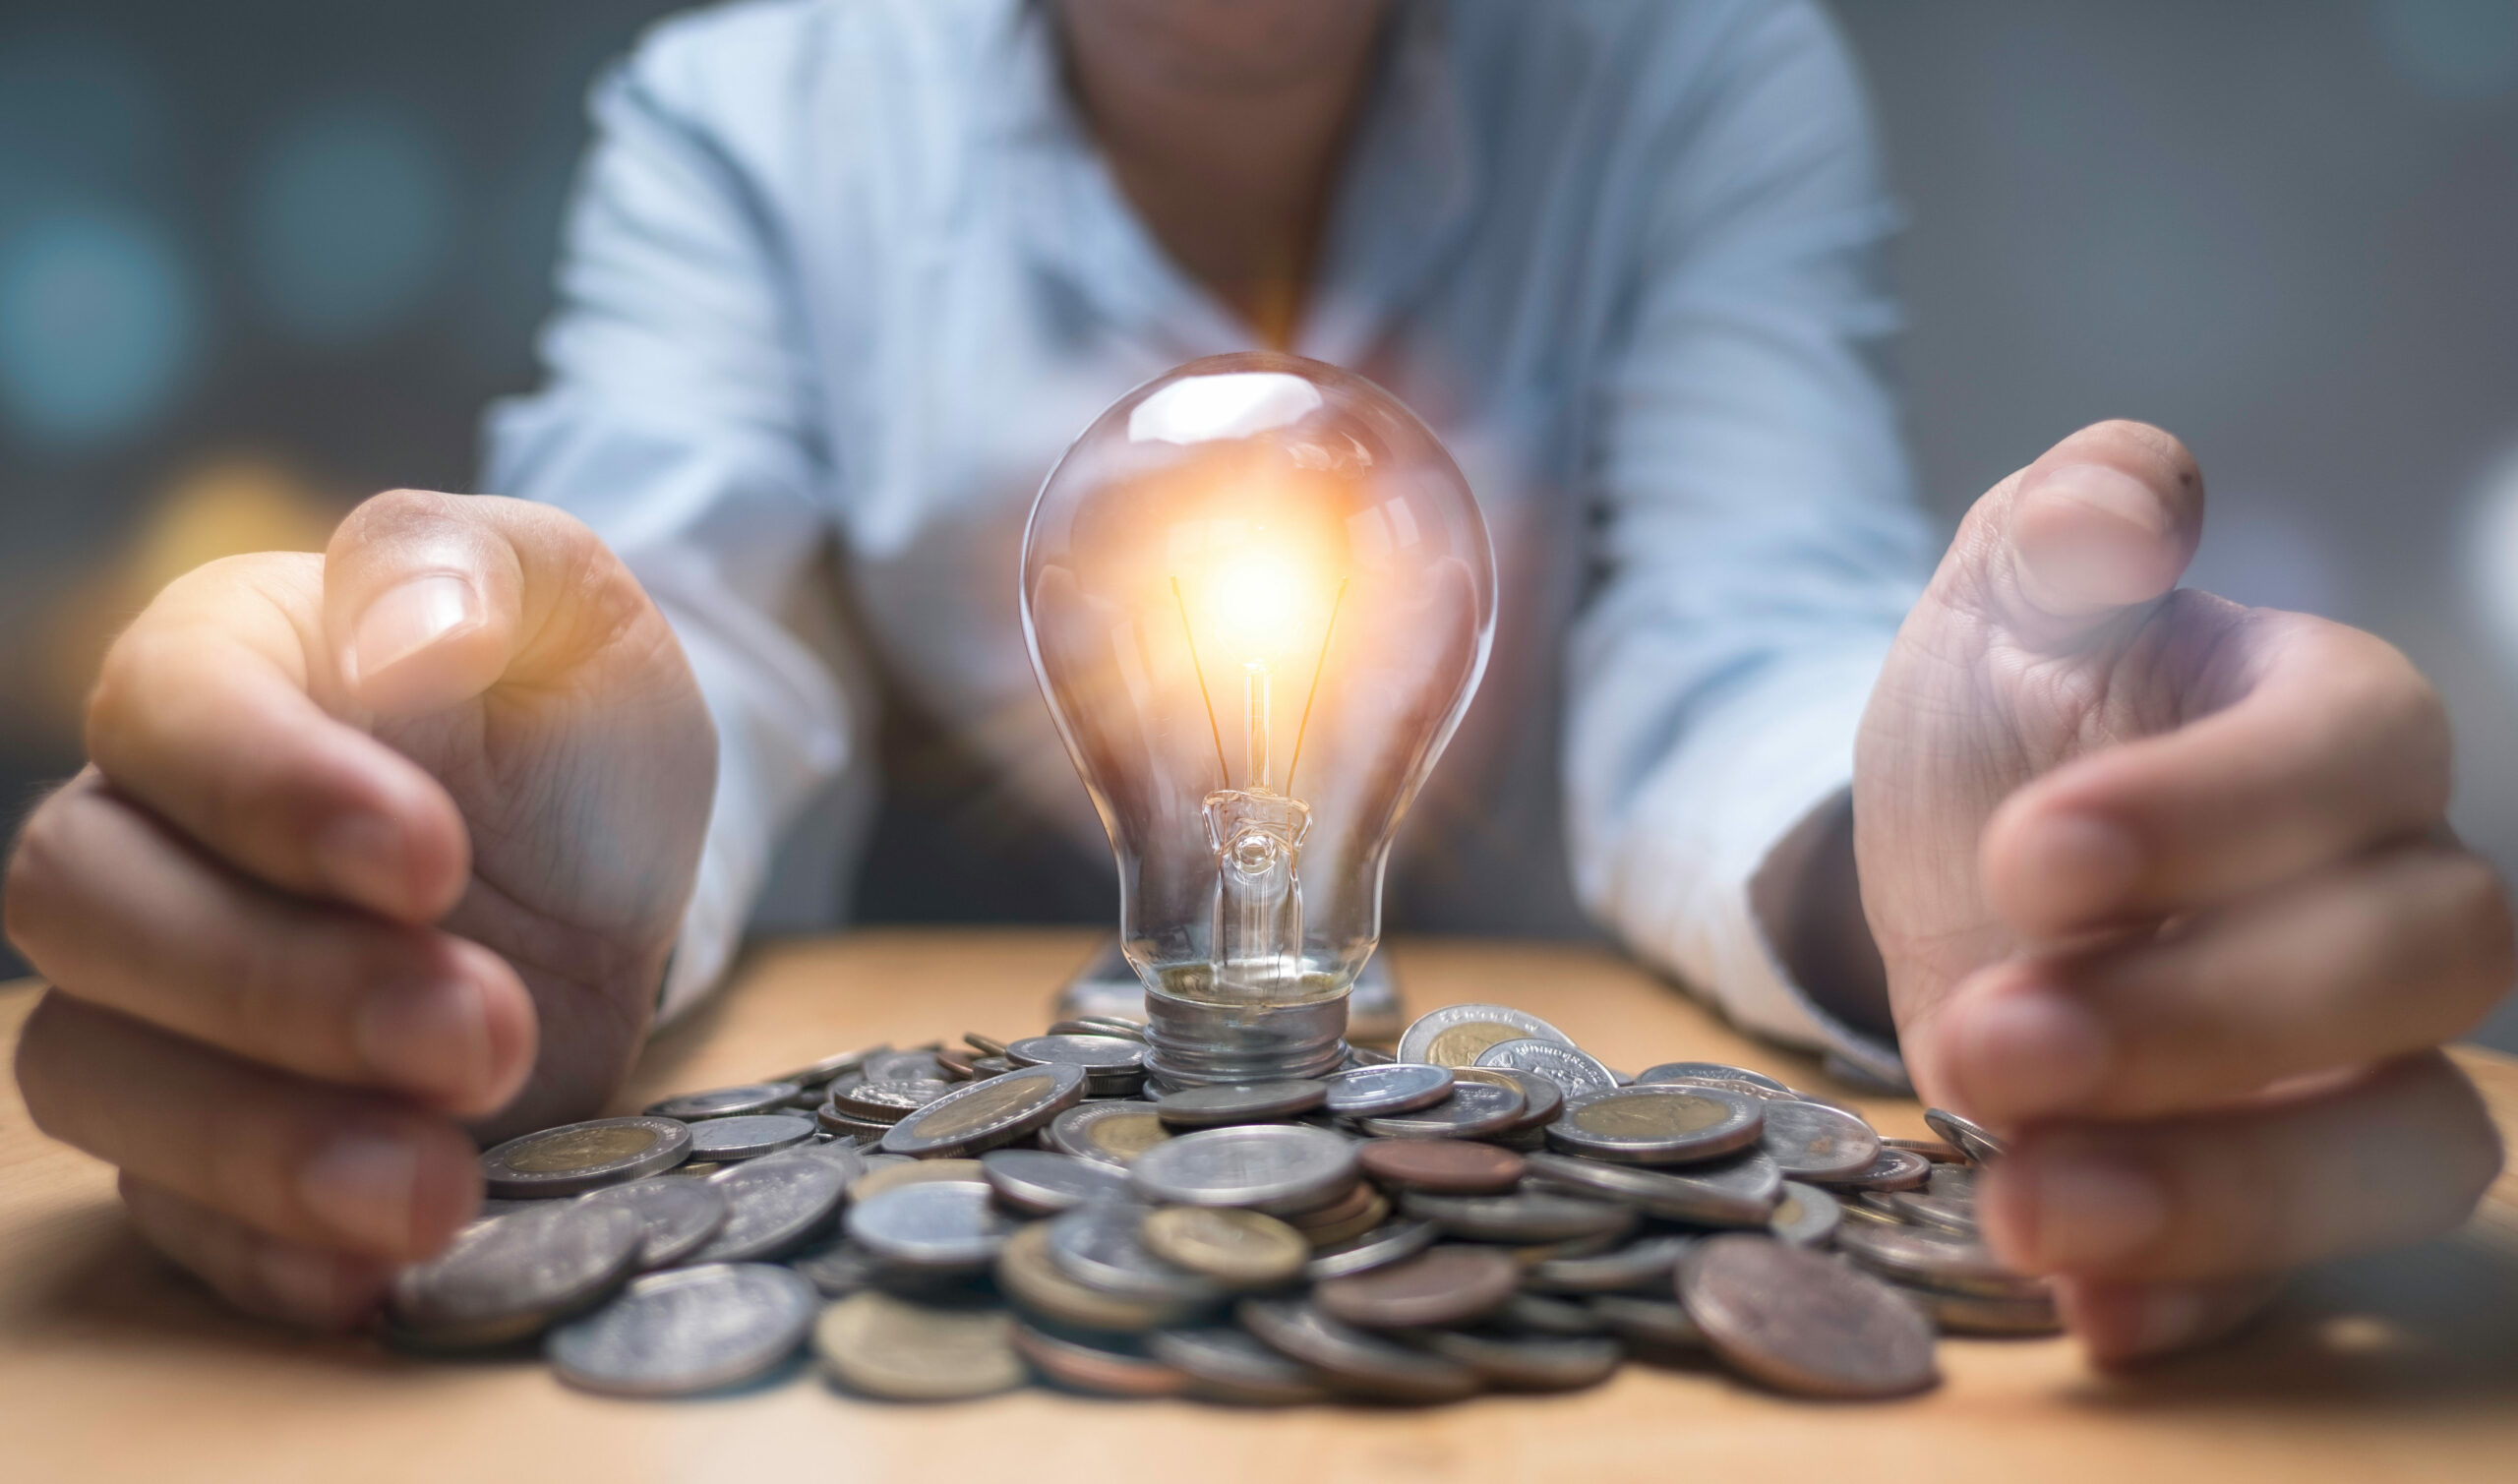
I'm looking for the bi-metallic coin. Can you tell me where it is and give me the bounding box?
[1139,1206,1309,1288]
[480,1117,691,1199]
[1545,1085,1764,1165]
[813,1291,1024,1401]
[879,1063,1087,1157]
[1472,1038,1617,1096]
[1396,1004,1579,1069]
[685,1113,816,1162]
[1152,1079,1328,1128]
[1758,1098,1883,1181]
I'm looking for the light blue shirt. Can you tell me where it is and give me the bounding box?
[486,0,1933,1074]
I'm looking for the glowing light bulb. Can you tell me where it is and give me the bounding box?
[1021,352,1496,1084]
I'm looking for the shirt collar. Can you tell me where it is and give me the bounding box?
[989,0,1482,367]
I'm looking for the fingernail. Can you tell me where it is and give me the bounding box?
[2023,813,2144,912]
[355,974,492,1102]
[299,1130,420,1253]
[2023,461,2173,537]
[312,811,411,912]
[351,574,480,683]
[2013,1148,2170,1271]
[1948,985,2110,1119]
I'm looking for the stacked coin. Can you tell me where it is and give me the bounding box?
[387,1003,2048,1403]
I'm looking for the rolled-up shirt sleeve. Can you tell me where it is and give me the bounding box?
[1566,1,1930,1082]
[482,26,853,1024]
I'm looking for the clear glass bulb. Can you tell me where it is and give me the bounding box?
[1021,352,1495,1082]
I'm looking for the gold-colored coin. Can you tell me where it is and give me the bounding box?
[913,1070,1064,1144]
[813,1291,1024,1400]
[1139,1207,1308,1287]
[504,1123,662,1172]
[851,1158,986,1201]
[1422,1022,1529,1069]
[1081,1110,1172,1164]
[1570,1092,1732,1139]
[994,1222,1191,1331]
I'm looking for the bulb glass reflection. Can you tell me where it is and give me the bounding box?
[1021,353,1494,1078]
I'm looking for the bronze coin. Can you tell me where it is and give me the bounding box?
[1281,1179,1376,1230]
[1356,1137,1527,1194]
[1679,1234,1940,1399]
[1010,1322,1189,1397]
[1313,1245,1522,1329]
[1294,1191,1392,1249]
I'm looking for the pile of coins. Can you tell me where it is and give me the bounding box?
[385,1002,2050,1403]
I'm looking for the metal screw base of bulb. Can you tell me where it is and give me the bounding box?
[1140,978,1349,1088]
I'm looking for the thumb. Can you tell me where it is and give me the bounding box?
[325,490,620,717]
[1939,421,2204,652]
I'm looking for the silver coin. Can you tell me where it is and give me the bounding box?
[545,1262,815,1396]
[813,1102,897,1140]
[863,1048,949,1083]
[1396,1004,1579,1068]
[388,1201,643,1347]
[1769,1181,1843,1247]
[1821,1146,1935,1192]
[830,1078,956,1124]
[1545,1085,1765,1165]
[788,1237,886,1297]
[766,1044,886,1090]
[573,1177,729,1269]
[1636,1061,1788,1093]
[1397,1189,1640,1244]
[844,1180,1018,1270]
[980,1149,1134,1215]
[1523,1233,1698,1294]
[1904,1282,2064,1336]
[1320,1063,1455,1116]
[1456,1066,1563,1131]
[752,1139,870,1185]
[1521,1150,1778,1225]
[1924,1107,2006,1163]
[1236,1297,1480,1403]
[1129,1125,1358,1215]
[1151,1326,1331,1405]
[479,1116,692,1199]
[1152,1080,1329,1128]
[1354,1080,1527,1139]
[642,1083,801,1121]
[1051,1016,1150,1042]
[686,1157,848,1263]
[1886,1189,1979,1235]
[1495,1291,1613,1336]
[1302,1218,1440,1281]
[1587,1292,1706,1352]
[1472,1038,1617,1096]
[1007,1034,1147,1072]
[1833,1221,2047,1300]
[1759,1099,1883,1181]
[1929,1163,1979,1201]
[685,1113,816,1161]
[1044,1201,1225,1305]
[879,1063,1087,1157]
[1409,1329,1621,1392]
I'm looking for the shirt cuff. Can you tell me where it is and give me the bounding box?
[1588,644,1907,1086]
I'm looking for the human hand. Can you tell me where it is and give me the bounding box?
[8,492,714,1328]
[1854,421,2510,1363]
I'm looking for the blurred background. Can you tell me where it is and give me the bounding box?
[2,0,2515,1047]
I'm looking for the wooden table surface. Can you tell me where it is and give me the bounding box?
[5,928,2517,1483]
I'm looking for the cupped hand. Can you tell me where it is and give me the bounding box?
[7,492,714,1328]
[1855,421,2512,1363]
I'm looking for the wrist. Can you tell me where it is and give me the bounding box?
[1749,790,1895,1041]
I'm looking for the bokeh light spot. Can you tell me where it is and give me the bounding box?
[0,206,196,446]
[242,98,455,346]
[2372,0,2518,99]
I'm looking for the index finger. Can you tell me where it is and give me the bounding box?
[1980,602,2449,938]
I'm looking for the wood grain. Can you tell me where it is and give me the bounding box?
[4,928,2515,1484]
